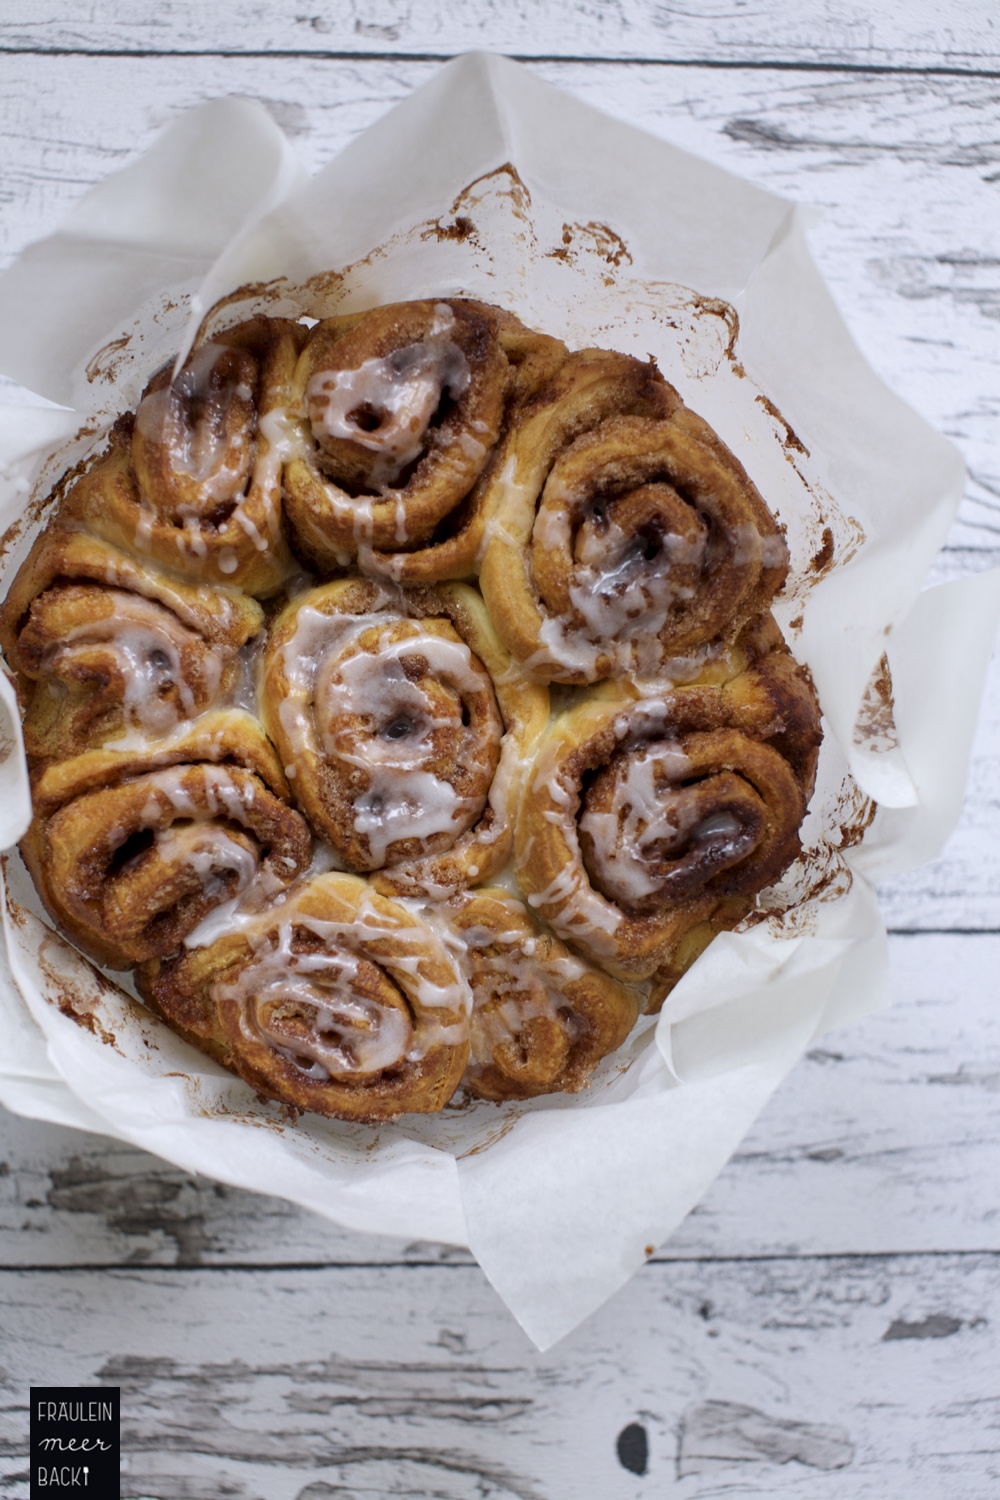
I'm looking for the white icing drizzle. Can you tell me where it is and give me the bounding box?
[521,478,787,680]
[135,343,255,504]
[255,406,301,499]
[228,637,263,715]
[578,740,699,904]
[184,842,340,950]
[277,597,499,868]
[729,521,789,572]
[451,898,593,1078]
[140,764,253,824]
[476,455,527,565]
[464,918,590,1074]
[145,823,260,903]
[218,924,413,1080]
[204,881,472,1079]
[305,303,471,492]
[49,596,226,739]
[535,489,705,642]
[519,719,661,955]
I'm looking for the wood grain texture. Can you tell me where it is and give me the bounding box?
[0,16,997,1494]
[2,934,996,1269]
[2,1254,999,1498]
[1,0,998,71]
[877,653,999,931]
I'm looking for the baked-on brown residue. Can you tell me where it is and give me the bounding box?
[197,279,289,346]
[546,221,633,269]
[36,931,124,1055]
[457,1108,524,1158]
[809,526,835,575]
[697,298,741,363]
[755,390,810,456]
[853,652,900,754]
[423,214,477,244]
[85,335,131,386]
[0,431,107,564]
[449,162,532,222]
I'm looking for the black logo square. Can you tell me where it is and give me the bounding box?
[30,1387,120,1497]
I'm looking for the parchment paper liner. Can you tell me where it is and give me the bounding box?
[0,55,996,1349]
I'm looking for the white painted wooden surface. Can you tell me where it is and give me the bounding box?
[0,6,998,1496]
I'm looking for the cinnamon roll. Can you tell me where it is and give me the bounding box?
[0,528,262,761]
[260,576,548,895]
[480,348,788,682]
[1,286,827,1122]
[137,873,471,1120]
[515,617,822,994]
[449,888,639,1100]
[21,712,312,970]
[283,299,565,581]
[62,317,306,594]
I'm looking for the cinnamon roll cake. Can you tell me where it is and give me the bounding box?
[0,293,822,1120]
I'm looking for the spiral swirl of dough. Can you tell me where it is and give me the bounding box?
[0,528,262,760]
[448,888,639,1100]
[138,872,471,1121]
[260,577,548,895]
[21,712,312,970]
[282,299,564,582]
[480,348,788,683]
[62,318,306,594]
[515,618,822,994]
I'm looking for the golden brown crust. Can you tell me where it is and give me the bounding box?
[514,618,821,993]
[479,347,788,683]
[137,873,471,1121]
[61,317,306,595]
[22,711,312,970]
[1,293,823,1121]
[449,887,639,1100]
[0,527,262,763]
[283,298,565,581]
[259,577,548,896]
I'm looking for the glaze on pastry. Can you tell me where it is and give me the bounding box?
[0,295,822,1120]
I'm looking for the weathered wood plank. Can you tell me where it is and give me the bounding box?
[1,56,996,563]
[876,645,999,932]
[2,1254,999,1498]
[2,934,996,1269]
[0,0,998,72]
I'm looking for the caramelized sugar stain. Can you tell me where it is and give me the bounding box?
[456,1107,525,1158]
[0,434,107,565]
[809,526,835,575]
[853,653,900,754]
[547,221,633,270]
[33,928,125,1055]
[693,296,741,362]
[85,335,131,386]
[450,162,532,222]
[195,278,290,346]
[423,215,476,244]
[754,390,810,457]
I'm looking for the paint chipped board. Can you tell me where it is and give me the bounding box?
[876,651,1000,931]
[1,0,998,70]
[1,1254,999,1498]
[2,933,997,1269]
[0,17,996,1496]
[0,56,997,562]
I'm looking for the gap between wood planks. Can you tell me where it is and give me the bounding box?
[0,45,998,79]
[4,1248,1000,1272]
